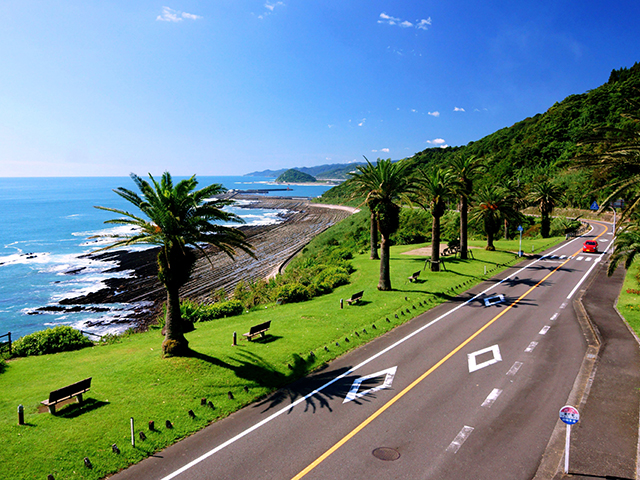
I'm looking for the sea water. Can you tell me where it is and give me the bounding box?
[0,176,333,339]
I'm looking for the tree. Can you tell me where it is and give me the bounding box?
[413,167,459,271]
[528,179,564,238]
[448,153,485,259]
[350,159,381,260]
[94,173,254,356]
[349,158,413,290]
[471,185,521,250]
[608,223,640,276]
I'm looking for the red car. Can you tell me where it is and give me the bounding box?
[583,240,598,253]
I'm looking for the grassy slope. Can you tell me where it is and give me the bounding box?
[617,261,640,336]
[1,237,563,480]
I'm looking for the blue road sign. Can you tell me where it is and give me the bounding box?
[590,201,599,211]
[559,405,580,425]
[517,225,523,232]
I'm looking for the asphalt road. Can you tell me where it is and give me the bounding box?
[111,222,612,480]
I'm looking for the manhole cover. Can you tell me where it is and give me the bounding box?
[372,447,401,461]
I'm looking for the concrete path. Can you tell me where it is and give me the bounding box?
[551,259,640,479]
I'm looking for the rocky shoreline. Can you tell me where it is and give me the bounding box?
[54,196,356,332]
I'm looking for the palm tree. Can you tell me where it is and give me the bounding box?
[413,167,459,271]
[349,158,413,290]
[608,223,640,276]
[471,185,521,250]
[576,100,640,224]
[94,172,254,356]
[449,154,485,259]
[528,179,564,238]
[350,159,381,260]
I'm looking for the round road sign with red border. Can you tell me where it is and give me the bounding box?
[559,405,580,425]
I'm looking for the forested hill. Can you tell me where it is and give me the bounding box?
[323,63,640,208]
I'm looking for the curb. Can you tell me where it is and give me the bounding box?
[532,246,604,479]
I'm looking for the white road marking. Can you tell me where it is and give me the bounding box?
[600,238,609,242]
[446,426,474,453]
[539,326,550,335]
[566,255,603,300]
[585,257,592,262]
[576,256,584,261]
[559,255,566,259]
[560,302,568,309]
[343,367,397,404]
[525,341,538,353]
[550,313,558,321]
[468,345,502,373]
[156,235,587,480]
[481,388,503,408]
[506,361,523,376]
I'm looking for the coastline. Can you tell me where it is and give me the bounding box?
[57,195,355,333]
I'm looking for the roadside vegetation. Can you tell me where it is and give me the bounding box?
[0,234,563,480]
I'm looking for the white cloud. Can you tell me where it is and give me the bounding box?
[427,138,447,148]
[454,107,465,112]
[428,111,440,117]
[416,18,432,30]
[358,118,366,127]
[411,109,417,113]
[265,1,285,11]
[379,12,431,31]
[381,148,390,153]
[157,7,202,22]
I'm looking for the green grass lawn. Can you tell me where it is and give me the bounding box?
[0,236,563,480]
[616,261,640,336]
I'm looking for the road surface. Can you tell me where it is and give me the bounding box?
[111,222,612,480]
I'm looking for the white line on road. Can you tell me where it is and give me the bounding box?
[481,388,503,408]
[525,341,538,353]
[550,313,558,321]
[506,361,523,376]
[467,345,502,373]
[539,326,550,335]
[157,236,586,480]
[446,426,475,453]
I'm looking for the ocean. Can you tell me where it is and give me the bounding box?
[0,176,334,340]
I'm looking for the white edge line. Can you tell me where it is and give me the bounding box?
[159,237,584,480]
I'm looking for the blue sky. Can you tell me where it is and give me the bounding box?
[1,1,639,177]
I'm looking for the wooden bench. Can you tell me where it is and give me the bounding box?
[408,271,421,282]
[41,377,92,414]
[243,321,271,341]
[346,291,364,305]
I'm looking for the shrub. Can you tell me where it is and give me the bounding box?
[181,299,244,322]
[275,283,311,304]
[12,326,93,357]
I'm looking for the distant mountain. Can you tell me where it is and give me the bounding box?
[275,169,316,183]
[245,162,367,180]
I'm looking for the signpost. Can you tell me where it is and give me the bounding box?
[517,225,523,256]
[559,405,580,474]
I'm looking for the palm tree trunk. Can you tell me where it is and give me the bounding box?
[378,234,392,290]
[460,197,468,260]
[486,230,495,251]
[431,214,441,272]
[370,211,380,260]
[162,282,189,356]
[541,212,550,238]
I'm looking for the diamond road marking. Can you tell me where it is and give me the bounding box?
[468,345,502,373]
[343,366,397,404]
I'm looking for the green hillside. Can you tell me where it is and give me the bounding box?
[275,169,316,183]
[324,63,640,208]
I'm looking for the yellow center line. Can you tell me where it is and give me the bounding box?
[292,223,610,480]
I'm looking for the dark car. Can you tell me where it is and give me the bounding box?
[583,240,598,253]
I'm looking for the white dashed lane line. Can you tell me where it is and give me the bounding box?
[525,341,538,353]
[446,426,474,453]
[481,388,503,408]
[507,361,523,376]
[539,326,551,335]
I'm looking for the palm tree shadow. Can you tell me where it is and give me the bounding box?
[186,349,377,414]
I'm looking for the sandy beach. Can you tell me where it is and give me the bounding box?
[59,196,357,331]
